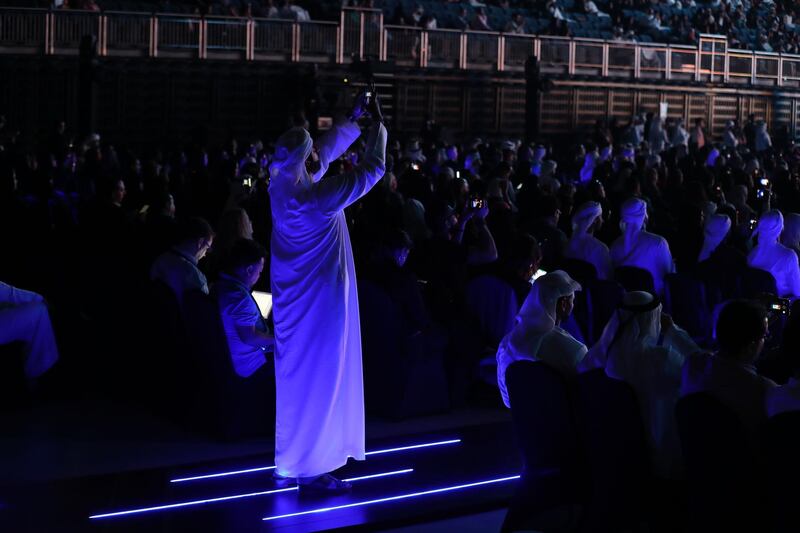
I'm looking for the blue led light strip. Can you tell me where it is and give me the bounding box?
[262,474,521,522]
[89,469,413,520]
[170,439,460,483]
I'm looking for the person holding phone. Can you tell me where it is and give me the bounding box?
[268,90,386,493]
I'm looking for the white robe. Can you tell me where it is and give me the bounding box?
[610,228,675,296]
[565,234,613,280]
[270,120,387,478]
[748,212,800,299]
[496,271,586,408]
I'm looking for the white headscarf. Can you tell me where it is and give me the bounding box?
[782,213,800,250]
[496,270,582,407]
[580,291,661,372]
[754,209,784,244]
[269,127,313,188]
[571,201,603,237]
[619,197,648,256]
[698,213,731,262]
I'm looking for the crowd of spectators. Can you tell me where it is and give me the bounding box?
[4,85,800,426]
[35,0,800,53]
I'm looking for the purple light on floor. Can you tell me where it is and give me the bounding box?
[89,469,413,520]
[169,439,460,483]
[262,474,521,522]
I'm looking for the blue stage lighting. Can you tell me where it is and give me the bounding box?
[89,469,413,520]
[262,474,521,522]
[170,439,460,483]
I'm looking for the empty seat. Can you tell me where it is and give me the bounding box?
[738,267,778,298]
[584,278,625,346]
[614,266,656,295]
[560,257,598,286]
[358,280,450,419]
[501,360,586,531]
[664,272,710,343]
[465,274,519,347]
[576,369,651,531]
[675,393,764,532]
[765,411,800,532]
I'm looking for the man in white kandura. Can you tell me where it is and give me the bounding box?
[269,91,386,493]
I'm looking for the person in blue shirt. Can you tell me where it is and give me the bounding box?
[213,238,274,378]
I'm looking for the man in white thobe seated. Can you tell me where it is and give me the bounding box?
[748,210,800,300]
[610,197,675,296]
[0,281,59,380]
[269,92,386,493]
[579,291,700,480]
[496,270,587,408]
[564,201,613,280]
[213,239,275,378]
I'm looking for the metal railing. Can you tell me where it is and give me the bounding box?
[3,8,800,88]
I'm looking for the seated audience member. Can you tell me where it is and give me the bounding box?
[0,281,59,380]
[150,216,214,299]
[580,291,700,479]
[781,212,800,260]
[363,228,433,337]
[564,201,613,280]
[697,213,732,263]
[681,300,776,437]
[141,192,178,266]
[496,232,543,306]
[530,194,567,271]
[496,270,586,407]
[748,210,800,299]
[213,239,274,378]
[610,197,675,295]
[204,208,255,280]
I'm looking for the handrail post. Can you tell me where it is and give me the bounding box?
[723,48,729,83]
[602,42,609,77]
[695,47,701,81]
[378,12,384,61]
[634,45,641,78]
[751,53,757,84]
[337,11,344,63]
[459,32,467,69]
[778,54,784,87]
[568,39,575,75]
[380,26,387,61]
[358,11,365,60]
[46,11,54,55]
[199,18,206,59]
[98,14,106,56]
[150,15,158,58]
[246,18,253,60]
[420,30,427,68]
[497,34,504,71]
[665,46,671,80]
[296,22,302,62]
[44,11,51,55]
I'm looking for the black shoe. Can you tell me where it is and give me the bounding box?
[298,473,352,495]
